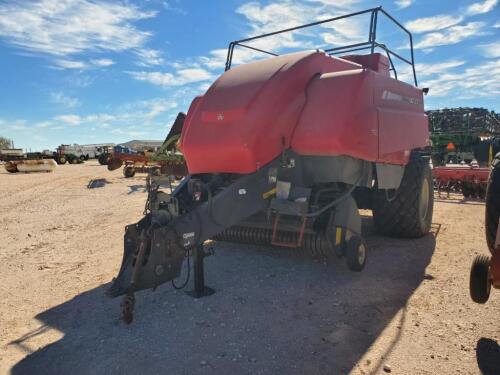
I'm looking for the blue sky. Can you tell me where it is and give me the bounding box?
[0,0,498,151]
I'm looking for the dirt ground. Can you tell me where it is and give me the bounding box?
[0,160,498,375]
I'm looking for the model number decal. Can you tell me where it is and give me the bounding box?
[382,90,421,105]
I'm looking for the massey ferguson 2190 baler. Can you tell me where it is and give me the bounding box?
[107,7,434,323]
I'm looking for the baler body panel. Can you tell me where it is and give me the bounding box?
[292,67,428,164]
[181,51,428,174]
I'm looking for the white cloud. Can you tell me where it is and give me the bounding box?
[478,41,500,58]
[128,68,213,87]
[395,0,414,9]
[55,114,81,125]
[135,48,164,66]
[303,0,360,7]
[0,0,156,67]
[53,59,88,70]
[405,15,464,34]
[398,60,466,82]
[414,22,485,49]
[119,98,178,118]
[50,91,80,108]
[466,0,498,15]
[35,121,53,129]
[91,58,115,67]
[421,59,500,97]
[495,22,500,28]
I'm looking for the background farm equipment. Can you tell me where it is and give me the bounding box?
[107,112,188,178]
[107,7,435,323]
[434,165,489,199]
[97,146,113,165]
[4,159,57,173]
[428,107,500,167]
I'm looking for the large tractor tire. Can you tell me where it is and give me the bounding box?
[485,153,500,253]
[373,154,434,238]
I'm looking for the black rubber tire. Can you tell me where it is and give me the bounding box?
[123,166,136,178]
[98,154,109,165]
[80,155,86,161]
[345,235,366,272]
[485,153,500,253]
[373,154,434,238]
[469,255,491,304]
[57,157,66,165]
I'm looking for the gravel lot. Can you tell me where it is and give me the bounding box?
[0,161,499,375]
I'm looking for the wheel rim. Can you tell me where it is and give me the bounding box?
[358,243,366,265]
[419,179,430,221]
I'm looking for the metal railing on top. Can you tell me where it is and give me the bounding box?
[224,6,418,87]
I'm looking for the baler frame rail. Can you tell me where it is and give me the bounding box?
[224,6,417,86]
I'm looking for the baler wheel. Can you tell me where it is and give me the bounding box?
[485,153,500,253]
[373,154,433,238]
[469,255,491,304]
[345,235,366,272]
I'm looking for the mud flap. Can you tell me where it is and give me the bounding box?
[107,221,185,298]
[325,195,362,257]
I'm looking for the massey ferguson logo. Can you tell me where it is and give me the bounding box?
[217,113,224,121]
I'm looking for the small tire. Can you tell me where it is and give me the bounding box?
[80,155,86,161]
[345,235,367,272]
[57,157,66,165]
[373,154,434,238]
[470,255,491,304]
[123,166,136,178]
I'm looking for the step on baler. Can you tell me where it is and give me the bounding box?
[107,7,434,323]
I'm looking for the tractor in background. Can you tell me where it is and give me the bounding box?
[107,112,188,178]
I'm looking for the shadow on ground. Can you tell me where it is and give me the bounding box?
[10,220,436,375]
[127,184,147,195]
[87,178,112,189]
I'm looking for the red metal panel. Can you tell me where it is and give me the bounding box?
[181,51,429,174]
[433,166,490,182]
[291,69,379,161]
[374,74,428,164]
[180,52,360,174]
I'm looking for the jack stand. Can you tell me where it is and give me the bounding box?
[185,244,215,298]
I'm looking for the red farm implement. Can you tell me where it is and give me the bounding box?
[434,165,490,199]
[107,113,188,178]
[106,7,435,323]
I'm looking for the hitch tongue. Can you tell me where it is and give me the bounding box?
[107,219,186,323]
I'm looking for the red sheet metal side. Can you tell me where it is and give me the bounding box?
[180,51,361,174]
[291,69,379,161]
[374,75,428,164]
[433,167,490,182]
[291,69,428,165]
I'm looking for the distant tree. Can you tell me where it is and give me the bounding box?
[0,136,12,149]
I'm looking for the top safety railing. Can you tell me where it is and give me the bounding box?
[224,6,418,87]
